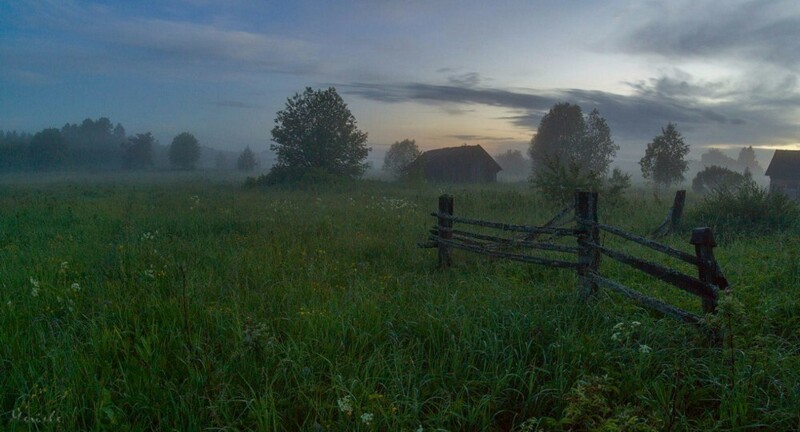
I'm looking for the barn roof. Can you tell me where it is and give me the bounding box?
[407,144,502,172]
[765,150,800,178]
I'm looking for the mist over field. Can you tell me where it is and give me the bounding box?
[3,1,800,430]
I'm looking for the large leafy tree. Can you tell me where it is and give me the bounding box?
[271,87,370,177]
[640,123,690,189]
[529,103,617,176]
[382,138,420,177]
[169,132,201,170]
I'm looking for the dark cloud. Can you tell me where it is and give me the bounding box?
[618,0,800,69]
[342,73,800,157]
[447,72,481,88]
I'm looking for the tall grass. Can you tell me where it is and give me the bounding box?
[0,177,798,430]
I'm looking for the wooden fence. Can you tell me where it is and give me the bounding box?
[422,191,729,326]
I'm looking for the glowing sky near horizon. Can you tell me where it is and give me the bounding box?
[2,0,799,167]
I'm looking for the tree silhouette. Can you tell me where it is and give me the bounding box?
[640,123,690,189]
[237,146,258,171]
[270,87,370,178]
[529,103,617,176]
[169,132,200,170]
[122,133,155,169]
[382,138,420,177]
[29,128,67,170]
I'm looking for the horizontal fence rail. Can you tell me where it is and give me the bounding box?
[421,191,728,333]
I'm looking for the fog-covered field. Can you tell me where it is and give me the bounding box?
[1,174,798,431]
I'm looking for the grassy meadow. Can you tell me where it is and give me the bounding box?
[1,174,799,431]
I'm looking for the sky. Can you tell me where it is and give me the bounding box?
[2,0,799,168]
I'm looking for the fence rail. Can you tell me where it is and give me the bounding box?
[421,191,728,329]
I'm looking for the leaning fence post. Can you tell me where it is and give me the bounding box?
[438,194,453,268]
[575,191,600,298]
[671,190,686,232]
[690,227,721,314]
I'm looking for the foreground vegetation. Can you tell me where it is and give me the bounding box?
[1,175,799,431]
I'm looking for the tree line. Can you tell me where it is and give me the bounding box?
[0,118,259,172]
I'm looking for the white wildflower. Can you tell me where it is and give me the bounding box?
[631,321,641,327]
[360,412,374,425]
[611,332,621,342]
[70,283,81,292]
[337,395,353,416]
[638,344,652,354]
[416,426,424,432]
[30,278,40,297]
[60,261,69,271]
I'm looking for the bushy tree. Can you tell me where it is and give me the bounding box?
[169,132,200,170]
[692,165,748,194]
[494,149,528,179]
[270,87,370,178]
[691,177,799,238]
[237,146,258,171]
[382,138,420,177]
[122,133,155,169]
[0,130,32,171]
[529,103,618,176]
[639,123,689,189]
[737,146,764,175]
[29,128,67,170]
[532,154,631,204]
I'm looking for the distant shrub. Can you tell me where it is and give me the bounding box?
[690,178,799,238]
[532,156,630,204]
[244,165,350,188]
[692,165,748,194]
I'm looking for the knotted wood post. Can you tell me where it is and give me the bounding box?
[575,191,600,298]
[437,194,453,268]
[690,227,722,314]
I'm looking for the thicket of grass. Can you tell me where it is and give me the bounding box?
[1,176,799,431]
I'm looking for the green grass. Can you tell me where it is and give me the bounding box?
[1,176,799,431]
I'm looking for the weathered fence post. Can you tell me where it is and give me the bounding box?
[671,190,686,232]
[575,191,600,298]
[438,194,453,268]
[690,227,721,314]
[652,190,686,238]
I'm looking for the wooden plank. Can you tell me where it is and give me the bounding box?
[580,240,716,301]
[587,273,703,325]
[583,220,701,266]
[430,212,580,236]
[440,228,580,253]
[431,236,580,269]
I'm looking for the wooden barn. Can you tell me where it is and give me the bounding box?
[405,145,502,183]
[765,149,800,200]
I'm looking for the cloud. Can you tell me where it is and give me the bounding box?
[617,0,800,70]
[447,134,516,142]
[343,71,800,156]
[3,1,319,81]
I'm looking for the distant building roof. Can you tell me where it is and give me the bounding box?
[407,145,502,172]
[765,150,800,178]
[405,144,502,183]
